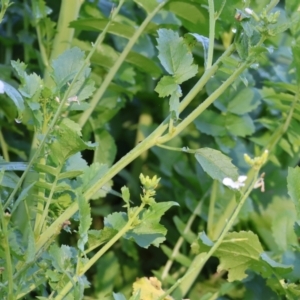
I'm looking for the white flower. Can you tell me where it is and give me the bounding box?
[222,175,247,190]
[245,8,253,15]
[0,80,4,94]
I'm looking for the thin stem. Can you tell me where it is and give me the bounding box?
[215,0,227,20]
[35,22,50,71]
[0,129,10,161]
[0,201,14,299]
[161,196,204,280]
[77,0,168,127]
[3,0,123,211]
[54,203,146,299]
[207,0,215,69]
[207,180,217,239]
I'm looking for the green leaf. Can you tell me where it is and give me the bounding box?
[187,33,209,67]
[77,193,92,252]
[78,163,109,199]
[156,28,198,83]
[287,166,300,219]
[121,186,130,205]
[155,76,181,98]
[87,228,117,252]
[70,19,135,39]
[194,110,227,136]
[94,128,116,166]
[113,293,126,300]
[292,39,300,85]
[51,47,86,88]
[195,148,239,182]
[126,202,179,248]
[133,0,159,14]
[1,80,25,117]
[161,245,192,267]
[193,231,292,283]
[227,88,261,115]
[49,118,95,166]
[225,114,255,137]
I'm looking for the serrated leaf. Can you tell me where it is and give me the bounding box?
[125,202,179,248]
[77,193,92,252]
[287,167,300,219]
[49,118,95,166]
[156,29,197,84]
[51,47,86,88]
[195,148,239,182]
[155,76,181,98]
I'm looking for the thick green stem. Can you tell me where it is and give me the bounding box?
[78,1,168,127]
[43,0,82,85]
[0,202,14,299]
[0,129,10,161]
[54,203,146,299]
[207,0,215,69]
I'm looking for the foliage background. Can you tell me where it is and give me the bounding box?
[1,0,300,299]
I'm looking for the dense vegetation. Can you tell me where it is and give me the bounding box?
[1,0,300,299]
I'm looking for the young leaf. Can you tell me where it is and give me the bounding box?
[195,148,239,182]
[125,202,179,248]
[287,166,300,219]
[156,28,198,84]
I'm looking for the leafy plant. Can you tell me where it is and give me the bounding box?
[1,0,300,299]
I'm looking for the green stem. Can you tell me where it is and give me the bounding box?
[35,166,61,236]
[54,203,146,299]
[0,202,14,299]
[207,0,215,69]
[35,21,50,71]
[0,129,10,161]
[159,169,260,299]
[207,180,217,239]
[77,0,168,128]
[3,0,123,212]
[35,42,236,254]
[161,196,204,280]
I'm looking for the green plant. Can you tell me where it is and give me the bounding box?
[1,0,300,299]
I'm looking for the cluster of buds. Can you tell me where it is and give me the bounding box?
[139,173,160,205]
[244,150,269,170]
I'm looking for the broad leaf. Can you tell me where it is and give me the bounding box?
[195,148,239,182]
